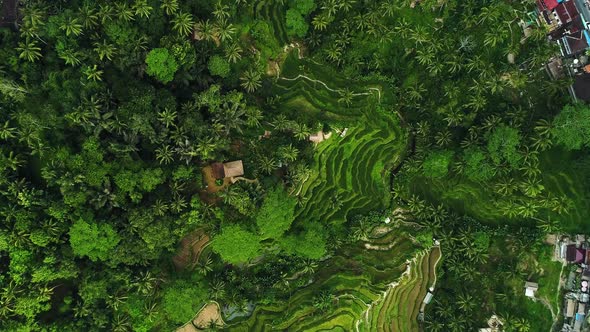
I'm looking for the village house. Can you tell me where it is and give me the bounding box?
[525,281,539,298]
[478,315,504,332]
[556,234,590,331]
[211,160,244,183]
[535,0,590,102]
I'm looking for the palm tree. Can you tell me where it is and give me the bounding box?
[536,216,561,234]
[301,259,318,275]
[325,44,342,65]
[0,121,17,140]
[160,0,179,15]
[133,0,153,18]
[213,1,231,20]
[245,107,262,128]
[534,119,553,138]
[98,4,115,23]
[59,48,82,66]
[494,178,516,195]
[312,14,331,31]
[60,16,83,36]
[194,20,218,42]
[83,65,103,82]
[258,156,277,175]
[435,130,452,147]
[17,39,42,62]
[215,19,236,42]
[338,88,354,106]
[520,177,544,198]
[339,0,356,12]
[79,4,99,28]
[293,123,311,140]
[209,281,226,300]
[154,143,176,164]
[224,42,242,63]
[93,40,117,61]
[195,137,216,160]
[456,292,475,313]
[115,2,135,22]
[240,69,262,93]
[278,145,299,163]
[157,108,177,128]
[152,199,169,216]
[131,271,159,296]
[195,254,213,275]
[517,200,538,218]
[172,12,194,37]
[112,314,131,332]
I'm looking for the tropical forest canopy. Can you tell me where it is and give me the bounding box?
[0,0,587,331]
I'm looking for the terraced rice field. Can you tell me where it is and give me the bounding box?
[224,16,423,330]
[272,54,407,226]
[226,234,419,331]
[358,246,440,332]
[254,1,288,46]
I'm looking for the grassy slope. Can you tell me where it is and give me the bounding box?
[408,147,590,232]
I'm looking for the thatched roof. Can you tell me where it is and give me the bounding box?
[223,160,244,178]
[211,162,225,179]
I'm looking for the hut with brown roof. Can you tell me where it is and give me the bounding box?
[210,160,244,180]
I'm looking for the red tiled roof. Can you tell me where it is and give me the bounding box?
[564,30,590,55]
[539,0,560,11]
[556,0,579,25]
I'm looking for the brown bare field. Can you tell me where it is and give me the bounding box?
[172,229,210,270]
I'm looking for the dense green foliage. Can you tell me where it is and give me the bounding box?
[0,0,587,331]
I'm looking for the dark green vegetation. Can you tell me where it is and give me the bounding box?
[0,0,587,331]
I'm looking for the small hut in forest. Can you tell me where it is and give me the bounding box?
[211,160,244,180]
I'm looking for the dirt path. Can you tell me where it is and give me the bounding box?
[177,301,225,332]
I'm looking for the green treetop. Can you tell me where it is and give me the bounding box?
[69,219,120,262]
[422,150,454,178]
[145,48,179,84]
[211,224,262,264]
[208,55,231,78]
[256,187,297,240]
[552,103,590,150]
[487,125,522,168]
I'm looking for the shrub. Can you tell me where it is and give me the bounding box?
[208,55,231,78]
[145,48,179,83]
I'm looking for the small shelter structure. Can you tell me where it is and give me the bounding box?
[524,281,539,298]
[210,160,244,180]
[423,292,434,304]
[567,299,576,318]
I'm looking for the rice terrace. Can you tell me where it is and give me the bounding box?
[2,0,590,331]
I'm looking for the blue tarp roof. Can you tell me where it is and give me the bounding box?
[575,313,585,321]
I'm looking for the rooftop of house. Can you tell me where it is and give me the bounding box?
[566,244,587,263]
[222,160,244,178]
[573,73,590,101]
[561,30,590,55]
[556,0,580,26]
[525,282,539,297]
[538,0,561,12]
[567,298,576,317]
